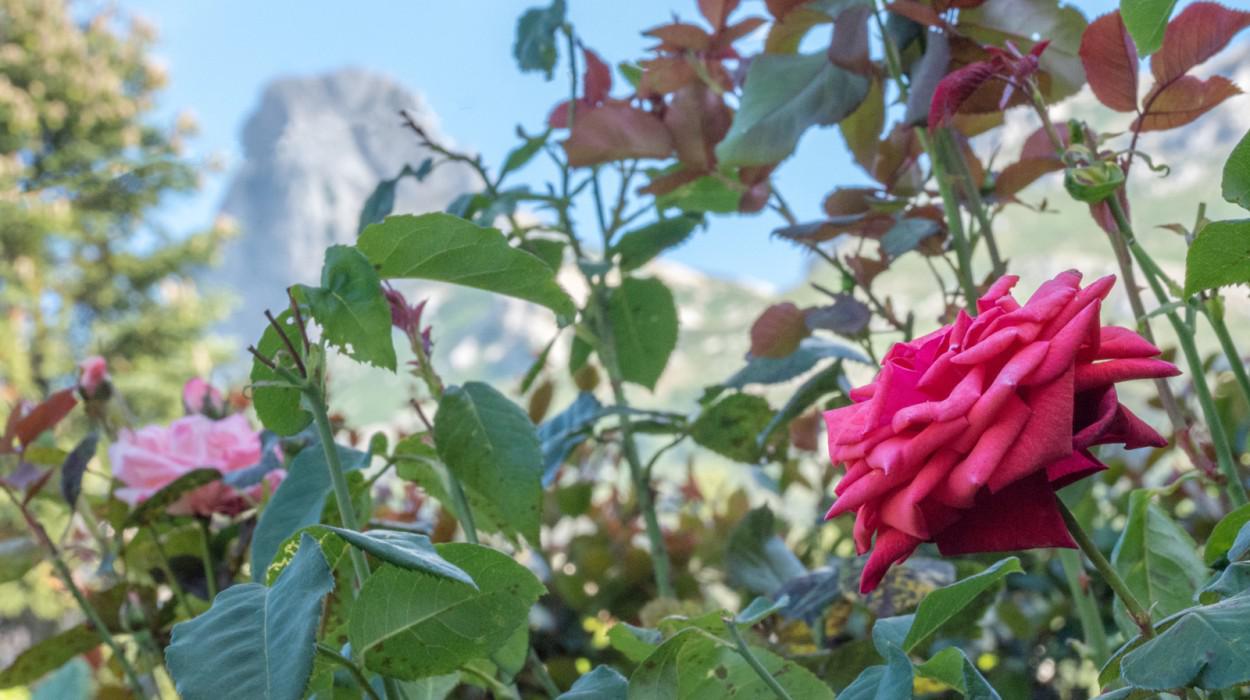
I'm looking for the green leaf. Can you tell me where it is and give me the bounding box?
[0,625,99,689]
[166,533,334,700]
[756,361,843,449]
[1184,220,1250,295]
[316,526,475,587]
[435,382,544,546]
[725,506,807,596]
[399,674,461,700]
[902,557,1022,652]
[349,543,545,680]
[837,646,912,700]
[1200,561,1250,603]
[251,442,369,581]
[734,596,789,626]
[1230,521,1250,561]
[716,52,869,167]
[722,337,870,389]
[1119,592,1250,690]
[124,467,221,527]
[653,173,742,213]
[608,276,679,390]
[1223,128,1250,211]
[357,213,577,322]
[294,245,396,371]
[0,537,38,584]
[537,391,604,486]
[608,623,662,663]
[513,0,566,79]
[358,161,431,234]
[610,215,702,272]
[691,393,774,463]
[251,309,313,436]
[559,665,628,700]
[881,217,942,259]
[1111,489,1204,631]
[1204,502,1250,565]
[1120,0,1178,56]
[627,628,832,700]
[500,129,551,181]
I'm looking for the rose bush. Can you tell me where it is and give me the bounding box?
[825,271,1179,592]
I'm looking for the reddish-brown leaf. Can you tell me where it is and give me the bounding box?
[718,17,767,46]
[749,303,811,358]
[845,254,889,287]
[828,5,874,74]
[1080,12,1139,112]
[562,103,675,166]
[664,83,732,171]
[640,166,704,197]
[823,187,878,217]
[699,0,740,29]
[1150,2,1250,86]
[14,389,77,446]
[583,49,612,104]
[789,410,822,452]
[995,157,1063,198]
[928,60,999,128]
[886,0,948,28]
[1019,125,1064,160]
[639,57,698,95]
[645,23,714,52]
[1135,75,1242,132]
[765,0,809,20]
[739,179,772,213]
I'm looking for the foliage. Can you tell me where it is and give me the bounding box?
[5,0,1250,698]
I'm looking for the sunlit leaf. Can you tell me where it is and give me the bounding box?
[1184,219,1250,296]
[294,245,396,371]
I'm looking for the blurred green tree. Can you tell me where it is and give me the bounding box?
[0,0,232,419]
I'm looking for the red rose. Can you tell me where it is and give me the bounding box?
[824,271,1179,593]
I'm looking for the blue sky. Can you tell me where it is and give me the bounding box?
[121,0,1122,289]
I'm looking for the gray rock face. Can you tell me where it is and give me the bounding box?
[214,69,476,341]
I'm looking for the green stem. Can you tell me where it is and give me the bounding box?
[1058,500,1154,639]
[1203,300,1250,413]
[306,388,371,587]
[917,128,978,314]
[199,519,218,601]
[938,128,1005,278]
[590,284,677,599]
[1057,549,1109,662]
[5,488,148,697]
[724,618,794,700]
[526,647,562,698]
[1107,197,1248,506]
[316,643,382,700]
[148,524,193,617]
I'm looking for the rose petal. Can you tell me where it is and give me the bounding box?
[941,394,1031,507]
[1046,448,1106,489]
[987,366,1076,492]
[1074,358,1180,392]
[934,472,1076,556]
[860,527,922,594]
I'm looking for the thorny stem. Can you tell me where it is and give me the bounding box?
[1057,499,1155,640]
[724,617,794,700]
[918,128,979,314]
[199,519,218,601]
[1107,197,1248,506]
[148,524,193,618]
[4,486,149,697]
[306,386,372,587]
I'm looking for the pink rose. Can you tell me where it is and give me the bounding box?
[183,378,227,417]
[78,356,109,399]
[110,414,276,517]
[824,271,1179,593]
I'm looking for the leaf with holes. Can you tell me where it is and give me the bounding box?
[165,534,333,700]
[294,246,396,371]
[435,382,544,546]
[357,213,576,322]
[349,543,544,680]
[1184,219,1250,296]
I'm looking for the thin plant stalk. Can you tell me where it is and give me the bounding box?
[199,519,218,601]
[307,387,372,587]
[1106,198,1248,506]
[1057,500,1154,639]
[1057,549,1109,663]
[147,524,193,617]
[917,128,979,313]
[724,618,794,700]
[937,127,1006,277]
[1203,302,1250,413]
[4,487,149,697]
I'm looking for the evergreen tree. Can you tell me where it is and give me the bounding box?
[0,0,231,419]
